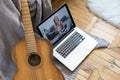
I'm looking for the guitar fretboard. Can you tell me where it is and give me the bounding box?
[21,0,37,53]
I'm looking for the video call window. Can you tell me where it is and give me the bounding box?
[38,6,74,45]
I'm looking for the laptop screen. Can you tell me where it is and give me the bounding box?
[37,4,75,46]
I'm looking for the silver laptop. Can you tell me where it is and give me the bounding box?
[37,4,98,71]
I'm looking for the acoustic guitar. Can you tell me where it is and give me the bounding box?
[12,0,64,80]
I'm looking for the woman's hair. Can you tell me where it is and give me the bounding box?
[53,16,59,25]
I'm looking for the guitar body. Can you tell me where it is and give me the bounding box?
[12,38,64,80]
[12,0,64,79]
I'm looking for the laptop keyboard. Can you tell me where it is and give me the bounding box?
[55,31,85,58]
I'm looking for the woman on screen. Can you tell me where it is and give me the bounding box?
[53,16,66,35]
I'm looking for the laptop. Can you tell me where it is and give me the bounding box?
[37,4,98,71]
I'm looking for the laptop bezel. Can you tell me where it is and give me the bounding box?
[36,4,76,47]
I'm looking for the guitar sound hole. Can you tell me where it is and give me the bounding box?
[28,53,41,67]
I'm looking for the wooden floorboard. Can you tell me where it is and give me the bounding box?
[52,0,120,80]
[0,0,120,80]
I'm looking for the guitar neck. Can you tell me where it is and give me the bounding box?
[21,0,37,53]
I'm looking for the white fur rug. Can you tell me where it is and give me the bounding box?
[87,0,120,28]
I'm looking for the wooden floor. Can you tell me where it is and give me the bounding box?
[52,0,120,80]
[1,0,120,80]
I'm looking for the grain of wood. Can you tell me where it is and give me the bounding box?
[88,69,100,80]
[1,0,120,80]
[85,16,98,32]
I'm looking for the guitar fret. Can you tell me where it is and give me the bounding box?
[26,43,36,46]
[25,30,34,36]
[24,28,32,31]
[27,49,37,53]
[27,48,37,53]
[23,22,32,25]
[24,31,33,34]
[26,45,37,48]
[26,44,37,47]
[26,42,36,45]
[21,7,30,11]
[24,26,33,29]
[21,5,29,9]
[22,13,30,16]
[25,35,35,38]
[23,25,33,27]
[24,31,34,34]
[23,22,32,27]
[27,48,37,51]
[22,11,30,15]
[21,0,28,3]
[22,19,31,23]
[26,37,36,40]
[25,37,35,39]
[22,15,32,19]
[26,40,36,42]
[25,38,36,41]
[27,44,36,45]
[22,17,31,21]
[27,48,37,52]
[24,21,32,25]
[21,1,28,6]
[26,41,36,43]
[24,24,33,30]
[24,29,33,32]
